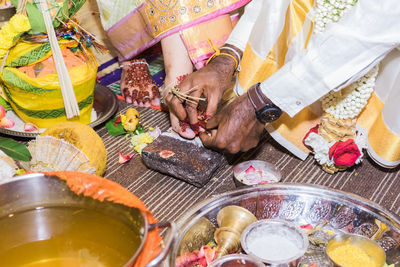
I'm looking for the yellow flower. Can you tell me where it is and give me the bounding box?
[0,23,17,39]
[0,48,8,58]
[0,38,13,50]
[120,114,127,125]
[130,133,154,154]
[9,14,31,33]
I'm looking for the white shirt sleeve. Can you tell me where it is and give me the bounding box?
[225,0,263,51]
[260,0,400,118]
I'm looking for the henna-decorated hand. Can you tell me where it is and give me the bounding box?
[199,94,265,154]
[120,59,160,107]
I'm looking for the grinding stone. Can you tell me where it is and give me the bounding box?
[142,134,225,187]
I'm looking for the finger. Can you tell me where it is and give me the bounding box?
[170,113,195,139]
[186,88,203,125]
[170,112,181,133]
[205,115,221,130]
[205,91,220,118]
[199,129,217,147]
[226,142,241,154]
[167,94,187,121]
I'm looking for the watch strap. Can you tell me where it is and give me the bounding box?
[248,83,267,111]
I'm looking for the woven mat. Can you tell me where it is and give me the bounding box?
[97,102,400,222]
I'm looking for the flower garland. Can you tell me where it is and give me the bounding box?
[0,14,31,59]
[304,0,378,173]
[321,65,378,120]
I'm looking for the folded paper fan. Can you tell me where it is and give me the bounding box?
[41,122,107,176]
[25,136,96,174]
[0,150,18,181]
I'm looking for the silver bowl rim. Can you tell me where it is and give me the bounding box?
[240,219,309,264]
[208,253,265,267]
[176,183,400,228]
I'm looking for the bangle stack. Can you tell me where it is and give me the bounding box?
[220,46,242,72]
[205,39,241,73]
[119,61,149,68]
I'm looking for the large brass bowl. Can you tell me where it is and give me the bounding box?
[0,173,174,266]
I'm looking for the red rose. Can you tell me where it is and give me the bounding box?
[329,139,361,166]
[303,124,320,150]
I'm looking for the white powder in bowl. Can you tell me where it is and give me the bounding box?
[247,233,301,262]
[244,222,307,263]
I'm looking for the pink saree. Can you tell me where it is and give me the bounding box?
[104,0,250,68]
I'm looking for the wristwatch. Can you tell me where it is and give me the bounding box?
[247,83,282,124]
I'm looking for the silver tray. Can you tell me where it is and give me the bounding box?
[0,83,118,138]
[168,184,400,266]
[0,6,15,22]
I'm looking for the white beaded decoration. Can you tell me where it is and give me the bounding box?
[321,65,379,119]
[314,0,378,120]
[314,0,357,34]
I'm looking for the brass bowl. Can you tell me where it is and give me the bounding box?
[215,205,258,257]
[0,173,175,266]
[326,233,386,267]
[217,205,258,232]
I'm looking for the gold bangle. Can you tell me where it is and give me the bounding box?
[205,39,238,70]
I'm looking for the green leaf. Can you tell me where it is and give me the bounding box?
[68,0,86,17]
[0,96,11,111]
[134,125,145,135]
[53,0,69,27]
[10,0,18,8]
[0,137,31,162]
[105,116,127,137]
[26,2,46,34]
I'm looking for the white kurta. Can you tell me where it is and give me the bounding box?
[226,0,400,168]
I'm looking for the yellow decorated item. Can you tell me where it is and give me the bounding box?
[41,122,107,176]
[0,38,97,128]
[122,108,140,132]
[0,14,31,58]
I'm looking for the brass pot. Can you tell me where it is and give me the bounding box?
[0,173,175,266]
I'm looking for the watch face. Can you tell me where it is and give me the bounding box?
[256,106,282,123]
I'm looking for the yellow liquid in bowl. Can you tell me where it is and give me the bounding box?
[0,206,144,267]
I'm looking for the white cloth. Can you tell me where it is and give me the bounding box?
[226,0,400,118]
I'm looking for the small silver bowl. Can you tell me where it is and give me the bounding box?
[208,254,265,267]
[326,233,386,267]
[233,160,281,187]
[241,219,308,266]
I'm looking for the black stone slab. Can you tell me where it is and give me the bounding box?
[142,134,225,187]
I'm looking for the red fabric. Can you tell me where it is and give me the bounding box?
[303,124,320,150]
[328,139,361,166]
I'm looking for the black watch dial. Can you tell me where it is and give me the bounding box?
[255,105,282,123]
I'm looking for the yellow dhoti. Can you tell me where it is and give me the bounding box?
[232,0,400,168]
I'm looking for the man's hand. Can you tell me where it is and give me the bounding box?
[165,45,241,138]
[199,93,266,154]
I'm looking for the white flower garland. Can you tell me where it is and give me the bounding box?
[315,0,378,120]
[321,65,378,119]
[314,0,357,34]
[304,0,378,170]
